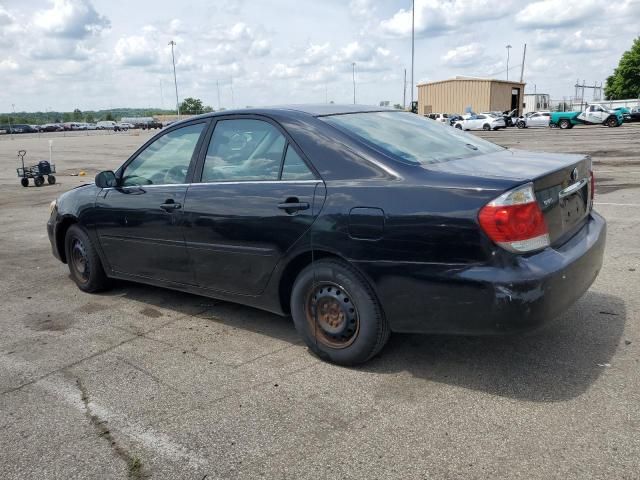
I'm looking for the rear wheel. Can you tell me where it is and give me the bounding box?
[455,124,462,130]
[483,124,491,131]
[559,119,571,129]
[34,176,45,187]
[291,259,389,365]
[64,224,110,293]
[47,175,56,185]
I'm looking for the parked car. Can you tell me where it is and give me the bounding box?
[550,104,623,129]
[5,124,39,133]
[629,107,640,122]
[47,105,605,365]
[86,123,97,130]
[113,122,134,131]
[448,114,463,126]
[426,113,449,124]
[41,123,64,132]
[454,113,506,131]
[612,107,632,122]
[96,121,117,130]
[516,111,551,128]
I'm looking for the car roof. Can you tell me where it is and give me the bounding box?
[174,104,397,125]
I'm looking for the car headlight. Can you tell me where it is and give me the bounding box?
[49,199,57,215]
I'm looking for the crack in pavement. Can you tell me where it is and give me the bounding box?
[76,377,147,480]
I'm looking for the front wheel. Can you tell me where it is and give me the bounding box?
[20,178,29,187]
[455,124,462,130]
[64,224,110,293]
[559,119,571,129]
[482,124,491,131]
[291,259,389,365]
[606,117,618,127]
[34,176,45,187]
[517,121,526,129]
[47,175,56,184]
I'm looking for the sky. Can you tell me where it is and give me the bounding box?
[1,0,639,112]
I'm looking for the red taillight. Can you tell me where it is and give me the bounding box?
[478,183,550,253]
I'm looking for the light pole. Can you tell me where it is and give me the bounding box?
[352,62,356,104]
[168,40,180,117]
[411,0,415,110]
[506,45,512,81]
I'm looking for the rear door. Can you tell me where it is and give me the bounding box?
[94,121,208,284]
[183,116,325,295]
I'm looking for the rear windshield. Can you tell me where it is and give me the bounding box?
[322,111,503,165]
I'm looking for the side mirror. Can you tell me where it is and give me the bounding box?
[95,170,117,188]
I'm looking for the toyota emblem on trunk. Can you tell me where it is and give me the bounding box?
[570,167,578,182]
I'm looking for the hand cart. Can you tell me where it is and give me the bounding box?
[16,150,56,187]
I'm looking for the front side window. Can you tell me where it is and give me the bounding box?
[202,119,286,182]
[121,123,205,186]
[322,111,503,165]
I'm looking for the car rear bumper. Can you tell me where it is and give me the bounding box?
[355,211,606,334]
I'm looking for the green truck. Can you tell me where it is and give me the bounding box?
[550,104,624,129]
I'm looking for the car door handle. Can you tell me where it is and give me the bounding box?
[160,201,182,212]
[277,201,309,212]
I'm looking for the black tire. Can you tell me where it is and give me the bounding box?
[483,124,491,131]
[559,119,571,129]
[47,175,56,185]
[455,124,462,130]
[34,176,45,187]
[517,120,526,129]
[20,178,29,187]
[64,224,110,293]
[606,117,618,128]
[291,259,390,365]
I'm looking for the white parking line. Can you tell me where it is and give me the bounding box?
[595,202,640,207]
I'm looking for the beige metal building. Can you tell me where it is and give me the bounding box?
[417,77,526,116]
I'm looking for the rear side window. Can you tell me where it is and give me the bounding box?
[281,146,315,180]
[202,119,286,182]
[322,111,503,165]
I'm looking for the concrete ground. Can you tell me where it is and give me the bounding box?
[0,124,638,479]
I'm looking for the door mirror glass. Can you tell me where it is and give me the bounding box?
[95,170,117,188]
[121,123,206,186]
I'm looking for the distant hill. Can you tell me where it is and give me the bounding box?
[0,108,178,125]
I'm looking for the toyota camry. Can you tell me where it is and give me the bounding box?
[47,105,606,365]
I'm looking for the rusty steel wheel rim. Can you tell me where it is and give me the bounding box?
[71,237,90,283]
[305,282,360,349]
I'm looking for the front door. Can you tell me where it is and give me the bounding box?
[183,117,325,295]
[94,122,208,284]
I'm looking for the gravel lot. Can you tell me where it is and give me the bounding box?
[1,124,639,479]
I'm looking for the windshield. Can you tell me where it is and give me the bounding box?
[322,111,503,165]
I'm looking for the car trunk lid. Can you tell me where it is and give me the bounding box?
[426,148,593,246]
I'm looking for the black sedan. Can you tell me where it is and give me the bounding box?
[47,105,606,365]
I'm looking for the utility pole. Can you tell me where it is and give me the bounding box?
[519,43,526,83]
[403,68,407,109]
[506,45,512,81]
[216,80,222,110]
[168,40,180,117]
[9,103,15,140]
[352,62,356,104]
[410,0,415,108]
